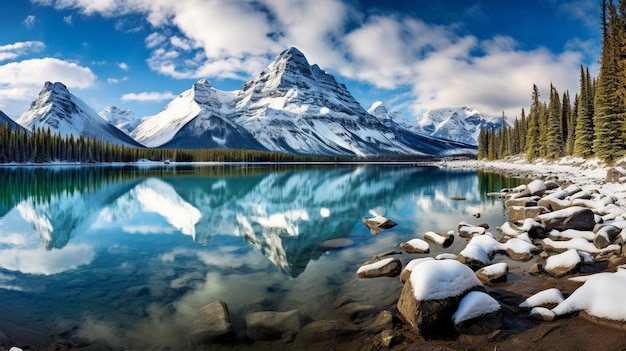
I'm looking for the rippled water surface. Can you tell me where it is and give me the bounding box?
[0,164,522,349]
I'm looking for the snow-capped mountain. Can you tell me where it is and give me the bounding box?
[368,103,502,146]
[133,47,476,157]
[0,110,24,131]
[99,105,139,136]
[17,82,143,147]
[416,107,502,146]
[131,79,265,150]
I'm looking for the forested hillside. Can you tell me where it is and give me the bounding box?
[479,0,626,164]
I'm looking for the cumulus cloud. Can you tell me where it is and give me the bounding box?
[118,62,129,70]
[31,0,596,118]
[121,91,176,102]
[0,57,96,116]
[107,76,128,84]
[0,41,45,62]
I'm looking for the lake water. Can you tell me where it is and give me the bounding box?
[0,164,522,349]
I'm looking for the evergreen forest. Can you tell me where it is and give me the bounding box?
[478,0,626,165]
[0,123,329,164]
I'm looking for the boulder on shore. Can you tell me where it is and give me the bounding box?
[357,257,402,278]
[397,260,484,339]
[544,249,582,277]
[538,207,596,231]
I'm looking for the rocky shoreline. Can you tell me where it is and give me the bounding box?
[4,158,626,351]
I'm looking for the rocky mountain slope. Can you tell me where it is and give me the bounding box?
[17,82,143,147]
[99,105,140,136]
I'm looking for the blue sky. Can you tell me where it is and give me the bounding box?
[0,0,601,121]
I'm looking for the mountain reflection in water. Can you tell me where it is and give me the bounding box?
[0,164,520,349]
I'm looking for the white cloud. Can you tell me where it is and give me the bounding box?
[118,62,129,70]
[0,41,45,62]
[121,91,176,102]
[0,57,96,116]
[23,15,36,27]
[64,14,73,25]
[31,0,595,118]
[107,76,128,84]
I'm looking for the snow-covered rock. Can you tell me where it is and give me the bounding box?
[457,221,486,238]
[503,238,539,261]
[552,269,626,328]
[356,257,402,278]
[475,262,509,284]
[17,82,142,147]
[397,259,484,338]
[400,238,430,254]
[519,288,565,309]
[538,206,596,231]
[544,249,582,277]
[453,291,501,335]
[362,215,397,234]
[400,257,434,283]
[423,231,454,248]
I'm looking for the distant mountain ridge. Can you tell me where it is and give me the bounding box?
[368,103,502,146]
[17,82,143,147]
[10,48,491,157]
[99,105,139,136]
[132,47,477,157]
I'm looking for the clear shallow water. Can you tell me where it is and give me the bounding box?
[0,164,522,349]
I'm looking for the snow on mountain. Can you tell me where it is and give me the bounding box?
[131,79,265,150]
[17,82,143,147]
[134,47,475,157]
[0,109,25,131]
[416,107,502,146]
[99,105,139,135]
[369,103,503,146]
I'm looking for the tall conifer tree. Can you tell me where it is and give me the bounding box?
[574,65,595,157]
[594,0,625,163]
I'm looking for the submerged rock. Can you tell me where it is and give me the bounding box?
[191,300,232,343]
[245,309,304,341]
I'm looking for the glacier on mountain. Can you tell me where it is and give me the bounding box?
[17,82,143,147]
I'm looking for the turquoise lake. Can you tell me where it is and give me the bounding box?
[0,164,522,349]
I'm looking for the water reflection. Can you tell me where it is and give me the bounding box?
[0,165,519,349]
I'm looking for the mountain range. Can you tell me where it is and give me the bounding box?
[1,47,502,157]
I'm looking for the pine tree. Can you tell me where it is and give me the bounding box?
[526,85,541,161]
[574,65,595,158]
[546,84,564,159]
[593,0,626,163]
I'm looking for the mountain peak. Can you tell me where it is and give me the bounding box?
[368,101,387,116]
[18,82,142,146]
